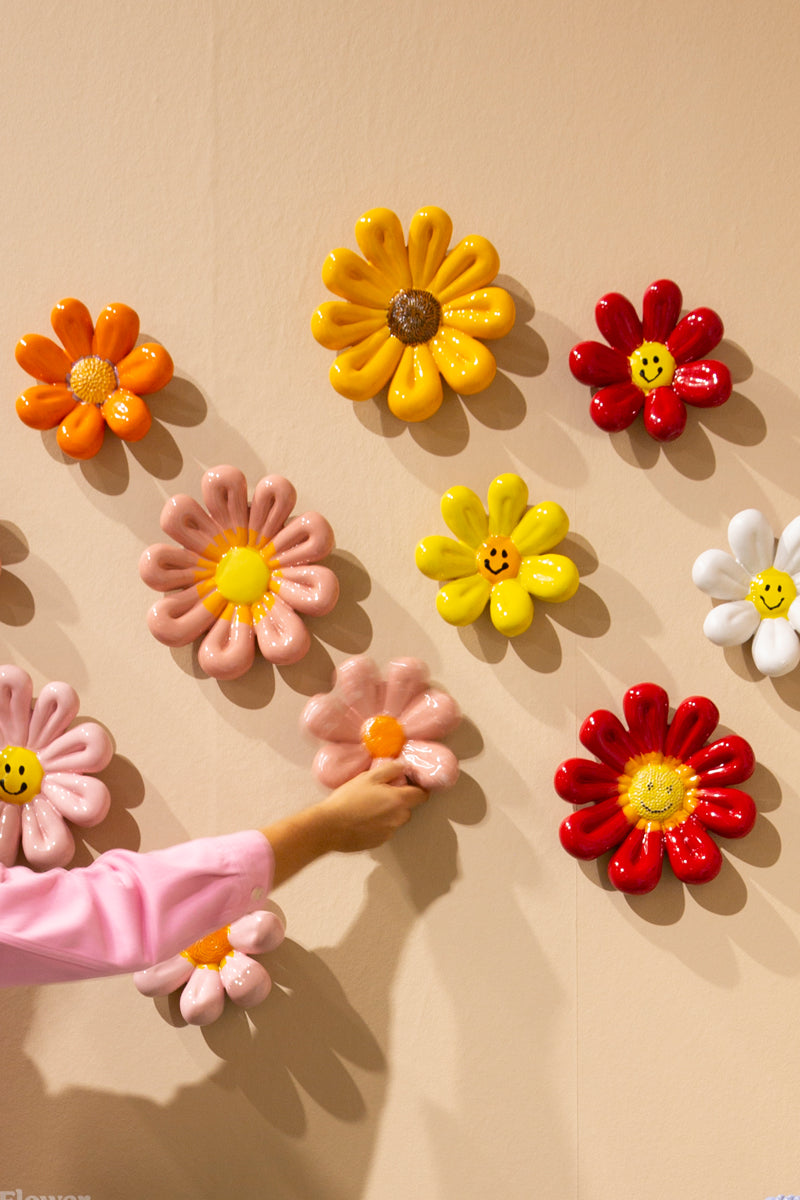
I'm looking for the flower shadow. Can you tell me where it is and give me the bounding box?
[0,522,34,627]
[61,751,146,868]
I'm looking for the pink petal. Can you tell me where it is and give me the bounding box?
[399,690,460,740]
[0,665,33,747]
[220,951,272,1008]
[671,361,732,408]
[201,465,251,534]
[272,512,335,567]
[622,683,669,754]
[666,307,724,364]
[579,709,639,772]
[147,588,218,647]
[40,772,110,826]
[643,386,686,441]
[229,911,285,955]
[595,291,642,354]
[37,721,113,774]
[254,596,311,665]
[275,564,339,615]
[302,692,364,742]
[554,758,621,804]
[134,954,194,996]
[160,494,223,556]
[399,740,459,789]
[313,742,371,787]
[333,656,383,718]
[0,801,21,866]
[641,279,681,341]
[198,613,256,679]
[139,543,203,591]
[27,681,80,751]
[180,966,226,1025]
[664,815,722,885]
[569,341,630,387]
[383,658,429,718]
[589,382,643,432]
[21,795,75,868]
[664,696,719,760]
[249,475,297,544]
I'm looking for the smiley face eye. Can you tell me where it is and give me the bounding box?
[653,355,660,363]
[4,764,9,774]
[18,765,24,775]
[490,548,497,557]
[641,357,649,366]
[765,584,771,591]
[501,549,508,559]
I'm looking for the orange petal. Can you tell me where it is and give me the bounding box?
[16,385,75,430]
[15,334,71,384]
[57,404,105,460]
[92,303,140,362]
[51,298,94,360]
[117,343,174,394]
[102,389,152,442]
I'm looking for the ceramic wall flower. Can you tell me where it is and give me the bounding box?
[0,664,113,869]
[15,298,174,459]
[311,206,515,422]
[692,509,800,677]
[140,465,339,680]
[415,473,579,637]
[555,682,756,894]
[569,279,731,442]
[302,656,460,790]
[134,911,285,1026]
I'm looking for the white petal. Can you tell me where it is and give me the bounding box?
[691,549,750,599]
[727,509,774,574]
[702,600,760,647]
[788,596,800,632]
[752,618,800,677]
[775,514,800,574]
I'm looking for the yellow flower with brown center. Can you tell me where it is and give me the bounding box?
[312,207,516,422]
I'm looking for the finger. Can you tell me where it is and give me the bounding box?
[394,783,429,808]
[369,761,408,784]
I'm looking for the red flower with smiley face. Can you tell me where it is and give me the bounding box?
[569,279,732,442]
[555,683,756,894]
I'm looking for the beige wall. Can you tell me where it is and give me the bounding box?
[1,1,798,1196]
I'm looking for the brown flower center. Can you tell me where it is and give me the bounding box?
[386,289,442,345]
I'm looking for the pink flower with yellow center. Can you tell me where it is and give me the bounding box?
[302,656,460,790]
[139,465,339,680]
[0,664,113,869]
[555,683,756,894]
[569,279,731,442]
[134,910,285,1026]
[15,298,174,459]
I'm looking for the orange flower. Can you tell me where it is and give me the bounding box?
[15,298,174,460]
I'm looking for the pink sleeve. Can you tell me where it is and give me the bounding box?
[0,830,274,986]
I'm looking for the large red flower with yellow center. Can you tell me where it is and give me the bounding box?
[569,279,731,442]
[555,683,756,894]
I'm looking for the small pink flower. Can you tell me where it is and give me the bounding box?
[134,910,285,1026]
[302,655,461,789]
[139,465,340,680]
[0,664,113,869]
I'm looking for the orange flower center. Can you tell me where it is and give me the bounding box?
[182,926,233,970]
[387,289,442,345]
[361,714,406,758]
[476,535,521,582]
[68,355,118,406]
[0,745,43,806]
[618,753,699,829]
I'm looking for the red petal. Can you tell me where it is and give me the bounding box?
[595,292,642,354]
[554,757,621,804]
[643,386,686,441]
[693,787,756,838]
[686,734,755,786]
[666,307,723,363]
[590,382,643,432]
[664,815,722,884]
[642,279,682,341]
[664,695,719,760]
[623,683,669,753]
[559,797,631,859]
[569,341,629,386]
[579,709,639,772]
[672,360,732,408]
[608,826,664,893]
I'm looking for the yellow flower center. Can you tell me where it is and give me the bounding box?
[214,546,270,604]
[361,714,406,758]
[628,341,676,393]
[68,355,118,406]
[747,566,797,618]
[476,535,521,582]
[0,745,44,805]
[386,288,442,345]
[182,926,233,970]
[619,753,698,829]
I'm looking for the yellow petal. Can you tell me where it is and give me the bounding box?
[329,326,403,401]
[441,486,488,547]
[441,287,516,340]
[488,474,528,536]
[387,343,443,421]
[322,247,396,308]
[429,235,500,305]
[511,501,570,556]
[354,208,411,288]
[415,535,476,581]
[490,578,534,637]
[408,207,453,288]
[430,327,497,395]
[312,301,387,350]
[518,555,580,603]
[435,574,491,626]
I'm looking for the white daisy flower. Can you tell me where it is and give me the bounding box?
[692,508,800,677]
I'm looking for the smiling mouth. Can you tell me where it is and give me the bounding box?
[0,780,26,796]
[483,561,508,576]
[760,596,785,610]
[639,368,663,384]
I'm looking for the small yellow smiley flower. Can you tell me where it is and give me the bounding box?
[415,473,579,637]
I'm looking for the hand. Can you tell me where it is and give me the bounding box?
[314,764,429,852]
